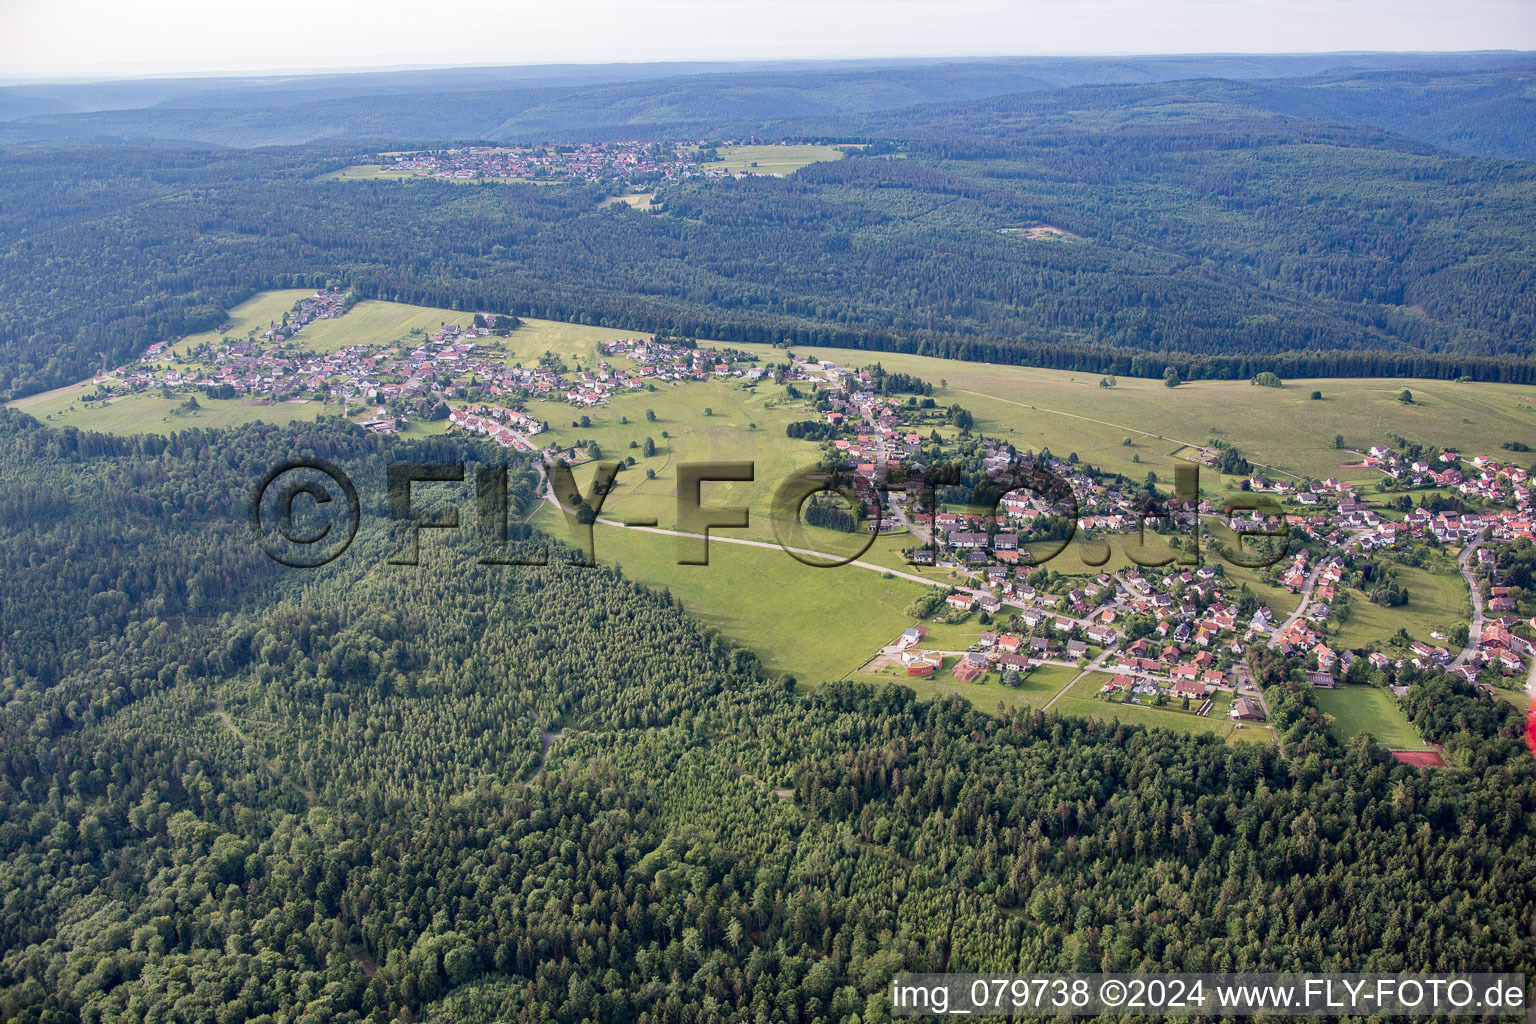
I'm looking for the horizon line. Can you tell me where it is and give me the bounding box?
[3,48,1531,87]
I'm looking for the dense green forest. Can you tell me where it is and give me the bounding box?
[0,411,1532,1022]
[6,87,1536,401]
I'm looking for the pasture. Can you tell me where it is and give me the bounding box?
[529,376,838,545]
[1329,561,1471,650]
[167,288,315,357]
[733,341,1536,488]
[897,662,1075,712]
[10,391,329,434]
[599,193,656,209]
[286,300,474,355]
[6,294,1510,708]
[321,165,539,185]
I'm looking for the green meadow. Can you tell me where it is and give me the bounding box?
[1313,685,1432,750]
[896,662,1078,713]
[320,165,540,185]
[529,514,924,685]
[733,341,1536,488]
[168,288,316,357]
[1328,560,1470,650]
[285,300,475,354]
[711,144,849,175]
[31,292,1535,509]
[10,391,329,434]
[1048,671,1246,739]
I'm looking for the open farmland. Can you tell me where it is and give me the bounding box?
[284,300,476,354]
[734,341,1536,488]
[166,288,316,358]
[711,144,849,175]
[7,390,329,434]
[22,291,1536,506]
[1329,561,1472,650]
[528,516,925,685]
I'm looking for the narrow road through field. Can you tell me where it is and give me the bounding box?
[1042,648,1114,711]
[546,477,970,588]
[543,476,1116,636]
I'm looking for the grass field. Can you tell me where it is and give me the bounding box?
[167,288,316,357]
[288,300,474,355]
[907,616,988,651]
[898,662,1075,712]
[528,377,836,545]
[1329,561,1470,650]
[1496,687,1532,712]
[733,341,1536,487]
[321,164,423,182]
[29,290,1535,506]
[1314,685,1431,750]
[711,145,848,175]
[599,193,656,209]
[529,513,924,685]
[7,293,1511,699]
[10,392,331,434]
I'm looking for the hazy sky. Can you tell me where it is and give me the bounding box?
[1,0,1533,81]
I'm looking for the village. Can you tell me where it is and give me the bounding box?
[360,139,800,185]
[73,290,1536,735]
[374,141,704,183]
[94,289,787,452]
[782,354,1536,728]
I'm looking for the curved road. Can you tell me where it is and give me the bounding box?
[1451,543,1485,670]
[1265,529,1371,648]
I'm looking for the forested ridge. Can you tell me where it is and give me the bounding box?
[6,66,1536,398]
[2,54,1534,155]
[0,412,1533,1022]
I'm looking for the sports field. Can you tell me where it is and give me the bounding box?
[1313,685,1432,750]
